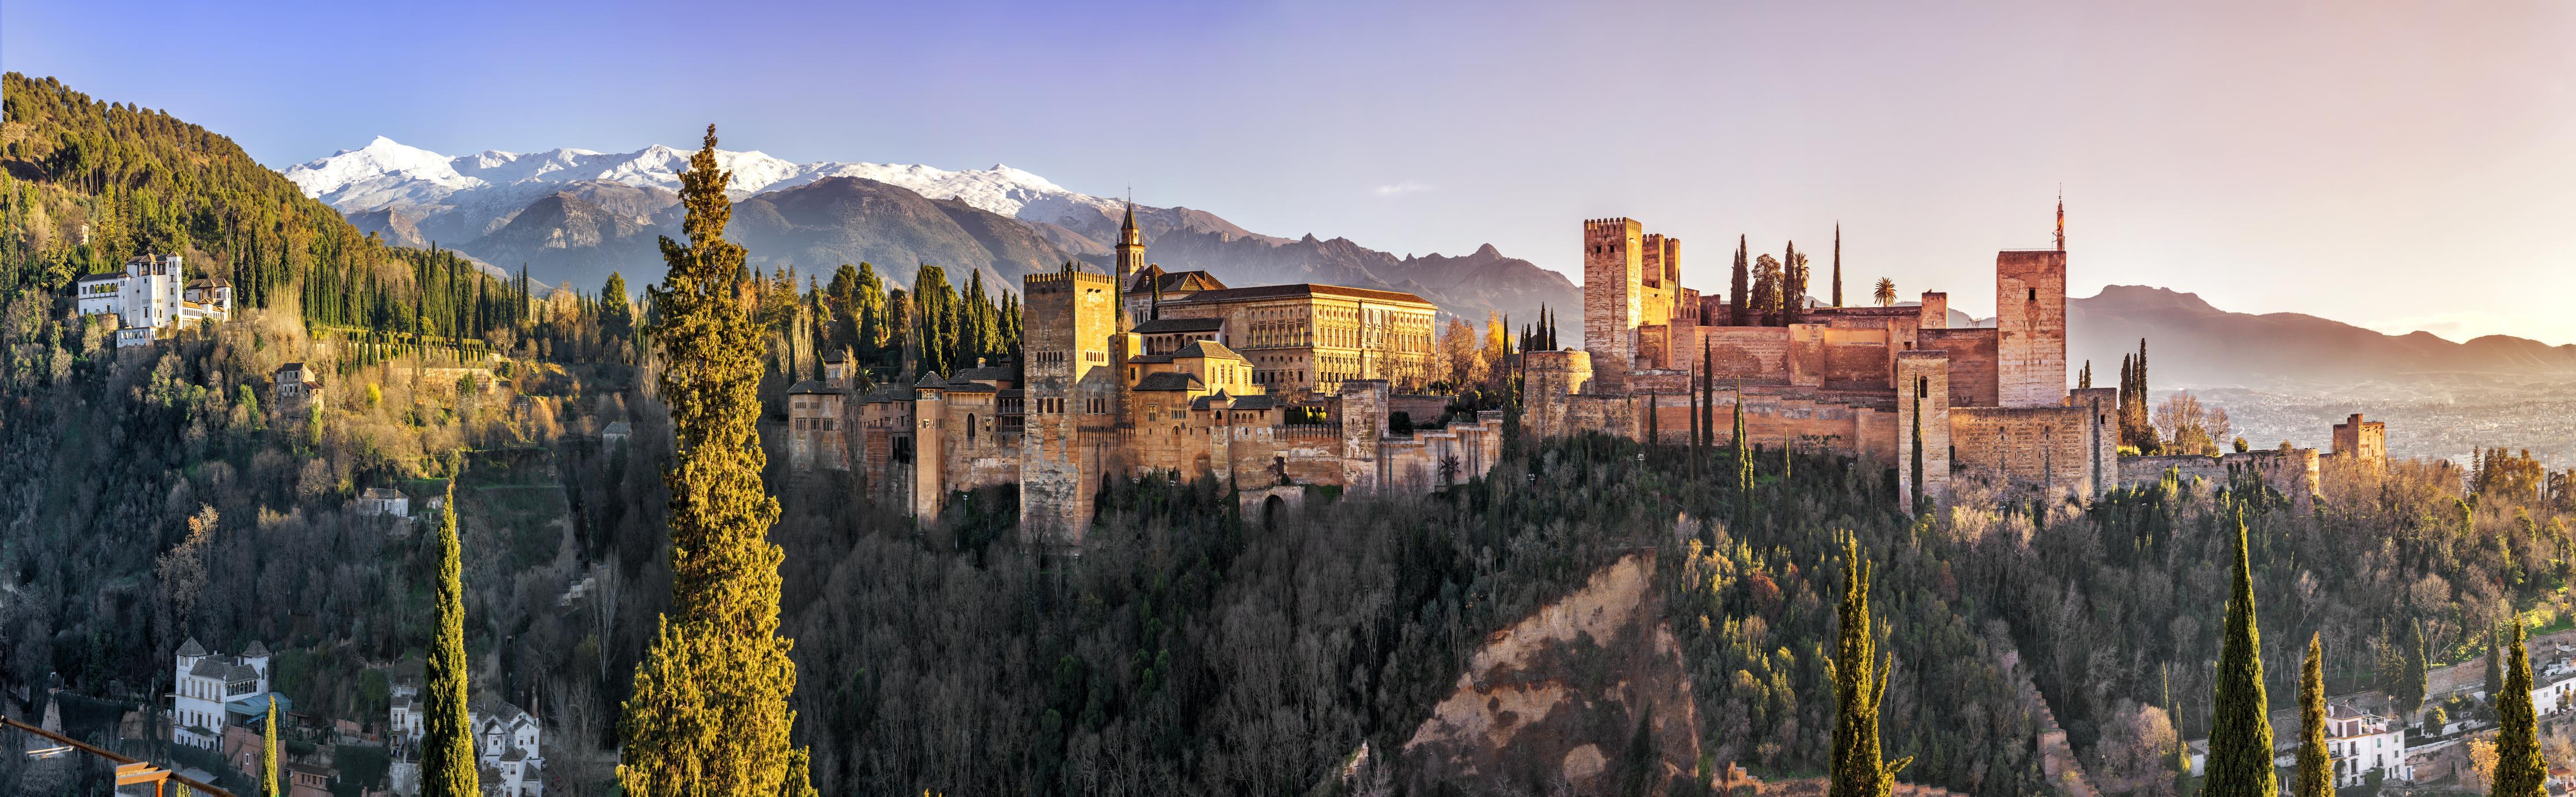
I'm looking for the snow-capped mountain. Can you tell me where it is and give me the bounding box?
[285,136,1132,243]
[283,137,1580,327]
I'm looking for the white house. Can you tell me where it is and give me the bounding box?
[388,686,544,796]
[74,255,228,347]
[2325,703,2411,787]
[2534,657,2576,716]
[169,638,274,750]
[356,487,411,518]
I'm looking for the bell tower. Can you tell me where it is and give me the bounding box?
[1115,200,1144,333]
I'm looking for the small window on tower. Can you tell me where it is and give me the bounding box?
[2029,288,2037,302]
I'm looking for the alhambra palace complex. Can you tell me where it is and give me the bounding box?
[786,206,2388,545]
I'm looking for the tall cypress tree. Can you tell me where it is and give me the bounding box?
[1829,534,1909,797]
[422,479,478,797]
[262,694,280,797]
[2204,514,2277,797]
[1730,235,1750,327]
[1832,223,1844,308]
[1733,379,1752,492]
[2495,623,2547,797]
[2297,633,2336,797]
[619,126,813,796]
[2487,629,2507,701]
[1910,390,1926,514]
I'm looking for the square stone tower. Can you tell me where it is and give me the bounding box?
[1019,267,1117,546]
[2332,413,2387,472]
[1994,251,2067,407]
[1896,351,1952,514]
[1583,218,1644,389]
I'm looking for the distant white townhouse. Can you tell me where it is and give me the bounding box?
[2324,703,2411,787]
[168,638,279,750]
[74,255,229,347]
[388,685,545,796]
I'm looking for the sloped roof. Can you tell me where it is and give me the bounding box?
[952,365,1016,384]
[1133,317,1226,335]
[602,421,633,435]
[185,277,232,289]
[190,657,232,678]
[1229,394,1280,410]
[915,373,948,389]
[786,380,842,395]
[1170,340,1245,362]
[361,488,406,501]
[942,381,997,393]
[1134,371,1203,392]
[76,271,125,283]
[1170,283,1433,306]
[1128,268,1227,294]
[241,640,268,658]
[177,638,207,658]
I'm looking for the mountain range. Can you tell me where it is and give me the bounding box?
[2070,285,2576,388]
[283,138,1578,323]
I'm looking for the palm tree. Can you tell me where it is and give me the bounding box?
[1873,278,1897,308]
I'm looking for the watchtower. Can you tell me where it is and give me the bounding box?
[1582,218,1644,389]
[1020,266,1118,545]
[1994,250,2066,407]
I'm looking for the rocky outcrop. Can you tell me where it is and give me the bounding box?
[1400,551,1700,794]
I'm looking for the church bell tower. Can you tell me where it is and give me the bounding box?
[1115,200,1144,333]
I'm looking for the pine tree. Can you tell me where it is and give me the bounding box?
[2204,514,2277,797]
[422,479,478,797]
[2495,622,2547,797]
[1829,534,1909,797]
[1730,234,1750,327]
[262,694,280,797]
[2297,633,2336,797]
[619,126,810,796]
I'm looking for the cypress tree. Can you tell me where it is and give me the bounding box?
[1688,366,1702,470]
[2204,514,2277,797]
[1733,379,1752,492]
[2495,622,2547,797]
[1700,341,1714,451]
[2487,629,2507,701]
[2297,633,2336,797]
[1910,389,1926,514]
[619,126,811,796]
[262,694,279,797]
[1832,222,1844,308]
[1730,235,1750,327]
[1828,534,1909,797]
[422,479,478,797]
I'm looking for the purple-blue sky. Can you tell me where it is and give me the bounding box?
[8,0,2575,343]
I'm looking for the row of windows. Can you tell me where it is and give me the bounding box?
[792,418,838,431]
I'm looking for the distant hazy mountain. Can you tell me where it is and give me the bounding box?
[282,138,1573,321]
[2071,284,2576,388]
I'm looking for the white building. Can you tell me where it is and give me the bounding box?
[74,255,229,347]
[356,487,411,518]
[388,685,544,796]
[2325,703,2411,787]
[169,638,274,750]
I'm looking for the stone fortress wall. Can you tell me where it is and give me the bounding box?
[1538,215,2113,511]
[786,209,2362,540]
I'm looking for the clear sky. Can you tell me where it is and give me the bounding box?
[8,0,2574,343]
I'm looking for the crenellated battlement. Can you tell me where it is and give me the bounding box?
[1025,268,1113,294]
